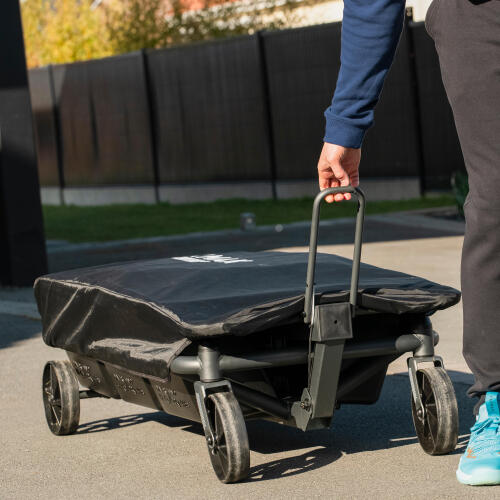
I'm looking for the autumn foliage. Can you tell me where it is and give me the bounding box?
[21,0,298,68]
[21,0,111,68]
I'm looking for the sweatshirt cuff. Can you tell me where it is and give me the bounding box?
[323,114,366,149]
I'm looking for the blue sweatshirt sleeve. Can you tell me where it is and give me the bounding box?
[324,0,406,148]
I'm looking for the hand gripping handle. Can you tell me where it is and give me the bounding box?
[303,186,366,324]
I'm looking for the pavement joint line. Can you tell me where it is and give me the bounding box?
[46,207,463,254]
[0,300,40,320]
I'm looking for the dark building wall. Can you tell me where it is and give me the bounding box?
[0,0,47,285]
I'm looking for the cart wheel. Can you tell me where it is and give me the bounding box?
[411,366,458,455]
[42,361,80,435]
[205,391,250,483]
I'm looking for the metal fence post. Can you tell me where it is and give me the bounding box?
[141,49,161,203]
[405,7,427,196]
[47,64,66,205]
[256,31,278,200]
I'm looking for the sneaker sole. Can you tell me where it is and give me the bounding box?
[457,467,500,486]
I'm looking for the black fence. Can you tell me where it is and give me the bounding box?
[147,36,273,184]
[28,18,464,193]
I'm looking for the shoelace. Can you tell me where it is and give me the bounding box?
[469,416,500,456]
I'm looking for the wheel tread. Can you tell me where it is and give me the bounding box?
[42,360,80,435]
[411,366,458,455]
[207,391,250,483]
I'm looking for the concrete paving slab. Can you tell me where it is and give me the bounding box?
[2,212,492,498]
[0,318,487,499]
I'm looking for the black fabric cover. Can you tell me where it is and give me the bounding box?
[35,251,460,379]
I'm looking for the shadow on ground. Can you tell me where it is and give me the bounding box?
[0,314,41,350]
[74,375,474,482]
[76,412,190,434]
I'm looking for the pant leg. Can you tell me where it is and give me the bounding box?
[425,0,500,406]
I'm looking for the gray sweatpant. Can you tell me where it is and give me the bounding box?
[426,0,500,408]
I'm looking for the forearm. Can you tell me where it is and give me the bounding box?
[324,0,406,148]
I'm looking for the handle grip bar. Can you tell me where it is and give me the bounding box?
[303,186,366,324]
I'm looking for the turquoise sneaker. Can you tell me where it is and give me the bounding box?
[457,392,500,486]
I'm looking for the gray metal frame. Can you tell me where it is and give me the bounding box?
[304,186,366,324]
[194,379,233,448]
[170,348,308,376]
[408,356,444,421]
[167,186,445,432]
[405,317,443,421]
[169,334,430,377]
[169,323,435,426]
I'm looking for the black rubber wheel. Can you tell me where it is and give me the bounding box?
[42,361,80,435]
[411,366,458,455]
[205,391,250,483]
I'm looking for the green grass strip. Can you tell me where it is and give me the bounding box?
[43,195,455,243]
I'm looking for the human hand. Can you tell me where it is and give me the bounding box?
[317,142,361,203]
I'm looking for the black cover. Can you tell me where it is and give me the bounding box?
[35,252,460,379]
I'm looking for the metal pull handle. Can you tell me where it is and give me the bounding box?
[303,186,366,324]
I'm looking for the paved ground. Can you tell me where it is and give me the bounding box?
[1,210,497,499]
[46,209,465,272]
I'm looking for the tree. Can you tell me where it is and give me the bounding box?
[104,0,170,54]
[21,0,111,68]
[104,0,300,54]
[164,0,298,45]
[21,0,304,67]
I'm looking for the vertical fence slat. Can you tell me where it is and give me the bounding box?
[256,31,278,199]
[52,53,155,186]
[28,66,61,189]
[405,8,427,195]
[411,22,465,190]
[48,65,66,203]
[360,25,420,180]
[263,23,342,180]
[140,49,160,202]
[146,35,273,184]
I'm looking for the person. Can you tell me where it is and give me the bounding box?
[317,0,500,486]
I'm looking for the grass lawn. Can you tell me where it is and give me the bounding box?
[43,195,455,243]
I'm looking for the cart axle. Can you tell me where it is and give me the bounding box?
[170,334,429,377]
